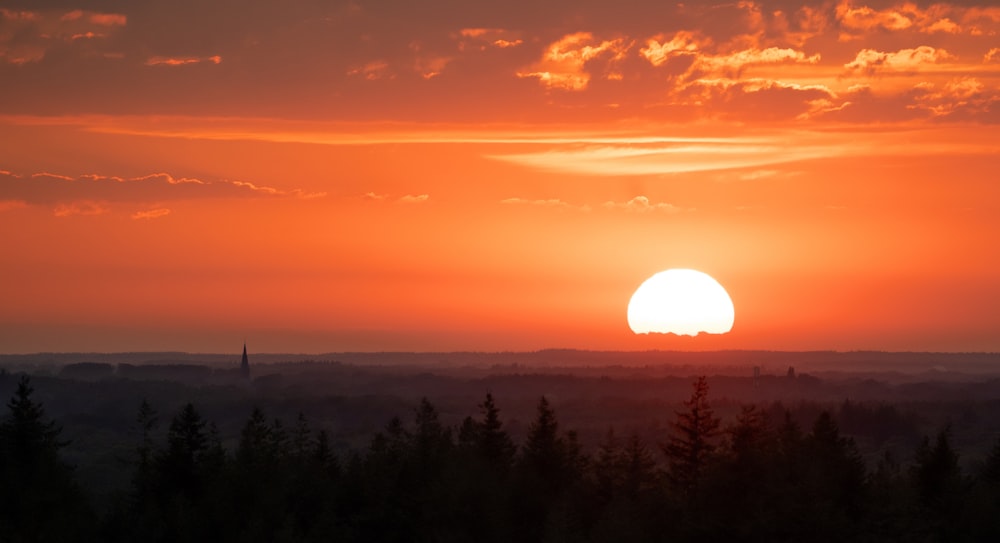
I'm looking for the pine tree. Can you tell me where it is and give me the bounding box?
[909,427,966,541]
[132,399,159,501]
[474,393,516,469]
[620,433,656,501]
[982,435,1000,486]
[0,376,65,464]
[413,397,452,467]
[0,376,94,541]
[802,411,867,540]
[521,396,565,487]
[157,403,211,502]
[595,427,620,502]
[236,406,274,468]
[663,376,720,500]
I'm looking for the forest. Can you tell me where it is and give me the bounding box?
[2,365,1000,543]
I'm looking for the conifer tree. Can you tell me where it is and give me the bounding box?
[474,392,516,469]
[0,376,94,541]
[157,402,214,507]
[663,376,720,500]
[521,396,565,486]
[619,432,657,502]
[595,427,620,502]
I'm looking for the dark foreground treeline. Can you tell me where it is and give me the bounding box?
[2,376,1000,543]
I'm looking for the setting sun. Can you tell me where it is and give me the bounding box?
[627,269,735,336]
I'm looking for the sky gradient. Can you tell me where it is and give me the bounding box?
[1,0,998,353]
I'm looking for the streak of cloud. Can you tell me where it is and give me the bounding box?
[131,208,171,220]
[0,169,320,207]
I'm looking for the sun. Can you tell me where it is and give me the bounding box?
[627,269,735,336]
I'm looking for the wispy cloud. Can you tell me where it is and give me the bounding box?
[0,8,127,65]
[364,192,429,204]
[843,46,954,76]
[641,31,820,79]
[0,199,27,211]
[835,1,1000,38]
[518,32,631,90]
[500,195,684,214]
[347,61,391,80]
[500,197,590,212]
[53,200,109,217]
[131,208,171,220]
[0,169,323,216]
[457,28,523,50]
[145,55,222,67]
[489,139,831,176]
[602,196,684,213]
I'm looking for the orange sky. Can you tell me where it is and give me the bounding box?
[1,1,998,353]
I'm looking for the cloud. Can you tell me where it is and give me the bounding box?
[500,195,683,213]
[457,28,523,51]
[695,47,821,76]
[518,32,631,90]
[347,60,391,80]
[500,197,590,211]
[640,30,819,82]
[672,78,837,121]
[131,208,171,220]
[413,54,451,80]
[835,1,999,38]
[602,196,683,213]
[0,199,27,211]
[145,55,222,67]
[736,169,781,181]
[836,0,917,32]
[87,13,127,27]
[0,8,127,65]
[53,201,109,217]
[913,77,999,121]
[843,46,954,76]
[490,135,838,176]
[640,31,705,67]
[986,48,1000,63]
[818,78,1000,123]
[0,169,318,211]
[363,192,429,203]
[922,18,961,34]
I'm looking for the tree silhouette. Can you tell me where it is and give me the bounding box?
[799,411,867,541]
[982,435,1000,487]
[910,427,966,541]
[520,396,568,490]
[0,376,95,541]
[619,433,656,502]
[463,392,516,470]
[664,376,721,501]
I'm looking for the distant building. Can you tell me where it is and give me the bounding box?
[240,343,250,380]
[787,366,796,379]
[753,366,760,387]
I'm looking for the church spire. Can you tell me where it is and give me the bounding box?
[240,342,250,380]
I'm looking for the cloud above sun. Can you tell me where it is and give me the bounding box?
[0,0,995,124]
[0,169,324,218]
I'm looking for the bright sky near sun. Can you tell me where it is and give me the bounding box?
[1,0,998,353]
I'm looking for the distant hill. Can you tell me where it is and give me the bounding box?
[2,350,998,379]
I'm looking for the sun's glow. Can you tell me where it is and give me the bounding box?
[627,269,735,336]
